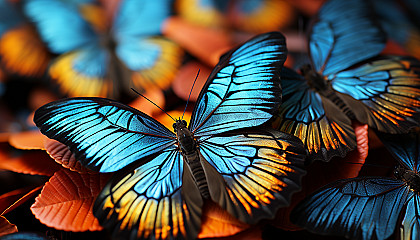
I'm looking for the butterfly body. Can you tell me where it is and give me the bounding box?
[395,166,420,194]
[174,119,211,199]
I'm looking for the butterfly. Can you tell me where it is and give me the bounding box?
[0,0,50,78]
[34,32,307,240]
[271,0,420,163]
[291,131,420,240]
[23,0,183,98]
[175,0,293,34]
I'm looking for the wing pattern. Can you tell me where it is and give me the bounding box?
[291,177,411,240]
[199,128,306,223]
[34,98,176,172]
[94,150,203,240]
[272,67,355,162]
[190,32,286,136]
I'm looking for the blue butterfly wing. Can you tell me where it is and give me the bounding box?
[310,0,386,75]
[198,128,306,224]
[33,98,176,172]
[49,46,112,97]
[189,32,286,136]
[272,67,356,162]
[24,0,97,54]
[94,150,203,240]
[175,0,226,28]
[291,177,411,240]
[113,0,172,38]
[401,195,420,240]
[0,0,23,36]
[330,56,420,134]
[376,132,420,173]
[115,37,183,91]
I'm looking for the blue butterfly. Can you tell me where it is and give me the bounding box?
[271,0,420,163]
[291,131,420,240]
[34,32,307,240]
[23,0,182,98]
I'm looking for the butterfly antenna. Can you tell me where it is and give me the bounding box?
[182,69,200,120]
[131,88,176,122]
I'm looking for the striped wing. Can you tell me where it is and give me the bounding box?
[94,150,203,240]
[33,98,176,173]
[189,32,286,137]
[291,177,411,240]
[401,195,420,240]
[272,67,356,162]
[309,0,386,75]
[330,56,420,134]
[198,128,306,224]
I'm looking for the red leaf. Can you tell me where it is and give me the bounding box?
[31,169,111,232]
[8,130,47,150]
[0,143,61,176]
[0,216,17,237]
[44,139,93,173]
[0,186,43,215]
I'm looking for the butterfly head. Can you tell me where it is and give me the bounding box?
[173,119,196,154]
[301,64,328,92]
[394,166,420,194]
[173,119,188,133]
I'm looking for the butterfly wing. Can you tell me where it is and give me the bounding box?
[272,67,356,162]
[33,98,176,173]
[291,177,411,240]
[175,0,227,28]
[330,56,420,134]
[189,32,286,136]
[94,150,203,240]
[23,0,98,54]
[309,0,386,75]
[401,195,420,240]
[198,128,306,224]
[0,0,23,36]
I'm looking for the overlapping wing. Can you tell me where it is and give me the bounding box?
[33,98,176,172]
[291,177,411,240]
[401,195,420,240]
[23,0,97,54]
[272,67,356,162]
[189,32,286,136]
[309,0,386,75]
[94,150,203,240]
[330,56,420,134]
[198,128,306,224]
[377,132,420,173]
[0,0,23,36]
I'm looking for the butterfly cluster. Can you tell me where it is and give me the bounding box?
[1,0,420,239]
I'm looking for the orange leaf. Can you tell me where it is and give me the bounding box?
[172,61,211,101]
[31,169,111,232]
[44,139,93,173]
[198,201,250,239]
[0,143,61,176]
[0,186,43,215]
[9,130,47,150]
[0,216,17,237]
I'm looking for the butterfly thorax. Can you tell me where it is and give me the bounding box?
[395,166,420,194]
[301,64,356,119]
[173,120,210,199]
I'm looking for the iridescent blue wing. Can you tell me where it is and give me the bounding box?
[272,67,356,162]
[329,56,420,134]
[376,132,420,173]
[198,128,306,224]
[189,32,286,136]
[23,0,97,54]
[33,98,176,172]
[94,150,203,240]
[49,46,113,97]
[291,177,411,240]
[401,195,420,240]
[112,0,172,38]
[309,0,386,75]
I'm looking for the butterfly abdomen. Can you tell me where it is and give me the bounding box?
[322,87,356,120]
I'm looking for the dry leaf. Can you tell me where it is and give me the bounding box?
[8,130,47,150]
[0,216,17,237]
[0,186,43,215]
[31,169,111,232]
